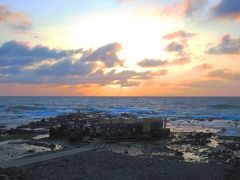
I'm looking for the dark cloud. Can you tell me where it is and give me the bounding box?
[137,59,168,67]
[194,63,213,71]
[0,66,21,74]
[162,30,196,40]
[81,43,124,68]
[208,69,240,80]
[0,68,154,87]
[150,69,168,76]
[115,80,140,87]
[35,59,93,76]
[163,30,194,65]
[165,41,185,52]
[212,0,240,21]
[0,41,163,87]
[138,56,190,68]
[206,34,240,54]
[185,0,209,17]
[0,41,75,66]
[0,4,31,30]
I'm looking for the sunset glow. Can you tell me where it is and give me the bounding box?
[0,0,240,96]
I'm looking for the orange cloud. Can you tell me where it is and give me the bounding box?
[162,0,190,17]
[170,57,190,66]
[0,4,31,29]
[194,63,213,71]
[162,30,196,40]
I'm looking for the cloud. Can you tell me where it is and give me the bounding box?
[211,0,240,21]
[180,79,240,96]
[161,0,209,18]
[0,41,75,66]
[0,4,31,30]
[170,57,190,65]
[194,63,213,71]
[165,41,185,53]
[0,41,164,87]
[0,67,154,87]
[208,69,240,80]
[15,31,48,40]
[80,42,124,68]
[206,34,240,54]
[163,30,196,40]
[35,59,93,76]
[137,59,168,67]
[111,79,140,87]
[138,57,190,68]
[186,80,228,89]
[163,30,195,58]
[185,0,209,17]
[139,30,193,68]
[150,69,168,76]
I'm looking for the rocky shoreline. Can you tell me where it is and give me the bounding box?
[0,112,240,179]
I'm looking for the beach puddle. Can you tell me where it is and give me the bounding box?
[104,143,144,156]
[0,140,51,162]
[33,134,49,140]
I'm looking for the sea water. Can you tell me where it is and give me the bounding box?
[0,96,240,128]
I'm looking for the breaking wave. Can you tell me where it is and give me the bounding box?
[4,105,47,112]
[1,96,240,128]
[210,104,240,109]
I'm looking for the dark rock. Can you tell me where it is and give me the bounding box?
[175,151,183,156]
[26,141,56,150]
[27,149,35,154]
[159,171,167,175]
[6,128,36,135]
[0,174,10,180]
[207,118,214,122]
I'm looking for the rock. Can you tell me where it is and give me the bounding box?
[225,159,230,164]
[27,141,56,150]
[208,118,214,122]
[175,151,183,156]
[27,149,35,153]
[49,143,56,150]
[160,171,167,175]
[0,174,10,180]
[0,125,5,129]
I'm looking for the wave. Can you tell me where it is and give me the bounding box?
[4,105,47,112]
[210,104,240,109]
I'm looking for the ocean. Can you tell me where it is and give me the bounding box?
[0,96,240,128]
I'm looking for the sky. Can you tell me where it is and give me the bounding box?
[0,0,240,96]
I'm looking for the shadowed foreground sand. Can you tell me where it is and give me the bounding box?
[2,151,232,180]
